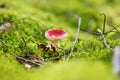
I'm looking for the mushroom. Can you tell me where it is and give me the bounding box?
[45,29,68,52]
[45,29,68,43]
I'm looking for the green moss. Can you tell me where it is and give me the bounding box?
[0,0,120,80]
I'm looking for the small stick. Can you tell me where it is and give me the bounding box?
[104,24,120,37]
[100,13,106,34]
[21,36,29,56]
[81,29,100,35]
[105,28,115,35]
[0,18,29,32]
[66,18,81,61]
[97,29,110,48]
[110,25,120,33]
[45,56,62,61]
[0,18,28,25]
[16,55,42,66]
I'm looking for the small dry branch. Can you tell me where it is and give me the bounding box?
[97,29,110,48]
[16,55,44,66]
[66,17,81,61]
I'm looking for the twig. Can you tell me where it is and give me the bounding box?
[21,36,29,56]
[104,28,116,36]
[0,18,29,32]
[0,18,28,25]
[66,17,81,61]
[110,25,120,33]
[16,55,42,66]
[100,13,106,34]
[81,29,100,35]
[97,29,110,48]
[45,56,62,61]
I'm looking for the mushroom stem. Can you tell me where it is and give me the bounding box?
[47,40,59,52]
[51,40,58,45]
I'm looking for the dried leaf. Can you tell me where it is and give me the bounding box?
[49,43,57,52]
[38,43,49,51]
[38,43,57,53]
[16,53,45,68]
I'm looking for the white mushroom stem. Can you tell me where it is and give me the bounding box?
[51,40,59,45]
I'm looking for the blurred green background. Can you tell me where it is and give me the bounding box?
[0,0,120,80]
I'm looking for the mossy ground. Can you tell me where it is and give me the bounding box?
[0,0,120,80]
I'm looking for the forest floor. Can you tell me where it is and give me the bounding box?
[0,0,120,80]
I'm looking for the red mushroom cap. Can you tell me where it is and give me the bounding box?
[45,29,68,41]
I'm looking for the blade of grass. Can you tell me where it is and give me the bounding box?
[66,17,81,61]
[100,13,106,34]
[21,36,29,56]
